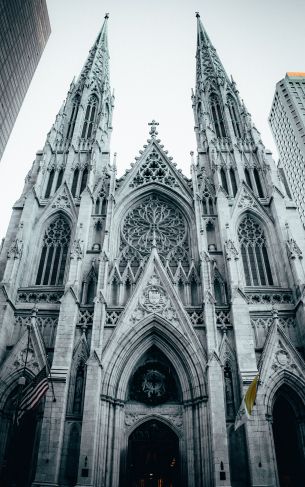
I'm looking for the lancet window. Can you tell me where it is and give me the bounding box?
[210,93,226,138]
[81,268,97,305]
[55,169,64,191]
[220,168,229,194]
[229,168,237,196]
[71,167,89,198]
[66,95,80,140]
[214,277,227,305]
[94,191,107,215]
[36,215,71,286]
[238,215,273,286]
[81,95,98,139]
[45,169,55,198]
[244,166,265,198]
[253,168,264,197]
[227,95,242,138]
[244,168,253,189]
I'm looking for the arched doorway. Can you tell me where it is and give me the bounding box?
[127,420,180,487]
[272,390,305,487]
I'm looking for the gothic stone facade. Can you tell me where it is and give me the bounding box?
[0,14,305,487]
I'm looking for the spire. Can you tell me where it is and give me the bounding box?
[195,12,230,89]
[77,13,110,92]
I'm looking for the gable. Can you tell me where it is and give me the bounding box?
[259,319,305,383]
[105,249,206,358]
[116,139,192,200]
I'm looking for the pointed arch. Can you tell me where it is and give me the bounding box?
[101,316,207,403]
[81,94,98,139]
[210,93,226,138]
[71,168,79,197]
[80,167,89,194]
[66,94,80,140]
[81,265,98,305]
[244,167,253,189]
[220,167,229,194]
[227,94,242,138]
[229,168,237,196]
[253,167,264,197]
[264,376,305,486]
[45,169,55,198]
[237,213,273,286]
[67,336,89,416]
[55,168,64,192]
[35,214,71,286]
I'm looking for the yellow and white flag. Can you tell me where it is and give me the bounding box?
[234,374,259,431]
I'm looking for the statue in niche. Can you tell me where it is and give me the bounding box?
[224,365,235,419]
[73,364,84,414]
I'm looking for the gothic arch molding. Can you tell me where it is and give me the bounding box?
[101,316,207,402]
[126,413,183,440]
[263,370,305,418]
[233,209,281,286]
[0,368,35,411]
[27,210,74,286]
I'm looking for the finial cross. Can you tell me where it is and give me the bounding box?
[148,120,159,138]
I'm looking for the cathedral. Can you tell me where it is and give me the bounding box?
[0,12,305,487]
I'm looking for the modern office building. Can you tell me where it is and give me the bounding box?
[0,0,50,160]
[0,13,305,487]
[269,72,305,225]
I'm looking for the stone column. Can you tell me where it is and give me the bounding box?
[245,395,278,487]
[207,353,232,487]
[33,289,79,487]
[75,292,105,487]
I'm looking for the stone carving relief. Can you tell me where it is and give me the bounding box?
[7,238,23,259]
[129,274,179,327]
[51,192,71,210]
[70,239,84,259]
[224,239,239,261]
[124,404,183,431]
[271,341,297,373]
[130,148,178,188]
[17,289,64,304]
[286,238,303,260]
[247,291,293,305]
[238,188,258,209]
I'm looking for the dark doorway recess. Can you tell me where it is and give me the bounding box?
[127,420,180,487]
[272,394,304,487]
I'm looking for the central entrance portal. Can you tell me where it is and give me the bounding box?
[127,420,180,487]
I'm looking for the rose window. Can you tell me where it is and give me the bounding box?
[121,195,187,256]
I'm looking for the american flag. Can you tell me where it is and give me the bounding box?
[17,366,49,424]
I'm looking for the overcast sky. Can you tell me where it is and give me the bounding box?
[0,0,304,240]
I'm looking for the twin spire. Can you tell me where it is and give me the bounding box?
[75,12,229,96]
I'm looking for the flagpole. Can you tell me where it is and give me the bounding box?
[46,354,57,403]
[14,307,34,425]
[4,308,33,486]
